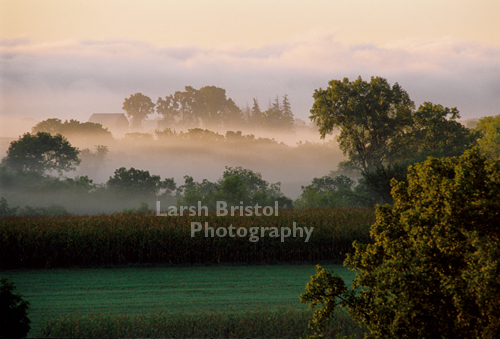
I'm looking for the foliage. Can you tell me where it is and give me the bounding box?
[32,118,113,141]
[156,85,242,129]
[310,76,479,171]
[78,145,108,174]
[260,95,295,132]
[309,76,415,171]
[408,102,479,160]
[122,201,151,214]
[0,197,71,218]
[107,167,175,197]
[177,166,294,210]
[359,163,409,204]
[476,114,500,159]
[0,208,374,268]
[1,131,81,175]
[123,92,155,128]
[294,175,358,209]
[0,197,18,218]
[0,278,31,338]
[300,148,500,338]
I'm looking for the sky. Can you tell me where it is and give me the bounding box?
[1,0,500,136]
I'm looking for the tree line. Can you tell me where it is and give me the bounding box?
[123,86,295,131]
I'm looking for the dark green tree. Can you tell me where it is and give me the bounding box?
[107,167,174,197]
[300,148,500,338]
[294,175,357,209]
[123,93,155,128]
[360,163,409,204]
[409,102,479,159]
[1,132,81,175]
[309,76,415,171]
[0,278,31,338]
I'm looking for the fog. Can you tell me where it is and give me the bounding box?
[0,116,348,215]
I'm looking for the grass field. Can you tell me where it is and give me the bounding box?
[1,263,356,337]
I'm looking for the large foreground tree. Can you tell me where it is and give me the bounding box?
[300,148,500,338]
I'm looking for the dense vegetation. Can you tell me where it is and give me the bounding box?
[0,208,373,269]
[301,149,500,338]
[0,279,31,338]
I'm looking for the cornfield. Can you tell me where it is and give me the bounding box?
[0,208,374,269]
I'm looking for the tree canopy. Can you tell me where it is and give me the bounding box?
[123,93,156,128]
[107,167,175,197]
[1,132,81,175]
[476,114,500,159]
[309,76,478,171]
[31,118,113,141]
[300,148,500,338]
[310,76,415,171]
[156,85,242,129]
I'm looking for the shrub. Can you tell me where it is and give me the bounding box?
[0,278,31,338]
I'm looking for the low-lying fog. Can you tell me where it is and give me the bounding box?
[0,115,345,201]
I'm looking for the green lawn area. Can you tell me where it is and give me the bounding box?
[1,263,354,336]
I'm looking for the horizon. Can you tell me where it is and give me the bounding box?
[1,0,500,138]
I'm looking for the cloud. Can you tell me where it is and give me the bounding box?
[1,32,499,127]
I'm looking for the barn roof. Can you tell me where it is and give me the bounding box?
[88,113,129,127]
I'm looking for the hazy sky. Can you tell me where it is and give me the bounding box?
[1,0,500,134]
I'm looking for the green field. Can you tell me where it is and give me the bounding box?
[1,263,355,337]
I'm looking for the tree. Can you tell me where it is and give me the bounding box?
[156,95,180,128]
[476,114,500,159]
[360,163,409,204]
[32,118,113,142]
[294,175,356,209]
[123,93,155,128]
[0,278,31,338]
[261,95,295,132]
[300,148,500,338]
[79,145,108,174]
[156,86,242,129]
[176,167,293,210]
[250,98,263,127]
[1,132,81,175]
[107,167,173,197]
[0,197,19,218]
[409,102,479,159]
[309,76,415,171]
[281,94,294,130]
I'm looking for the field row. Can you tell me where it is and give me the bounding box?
[0,208,374,269]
